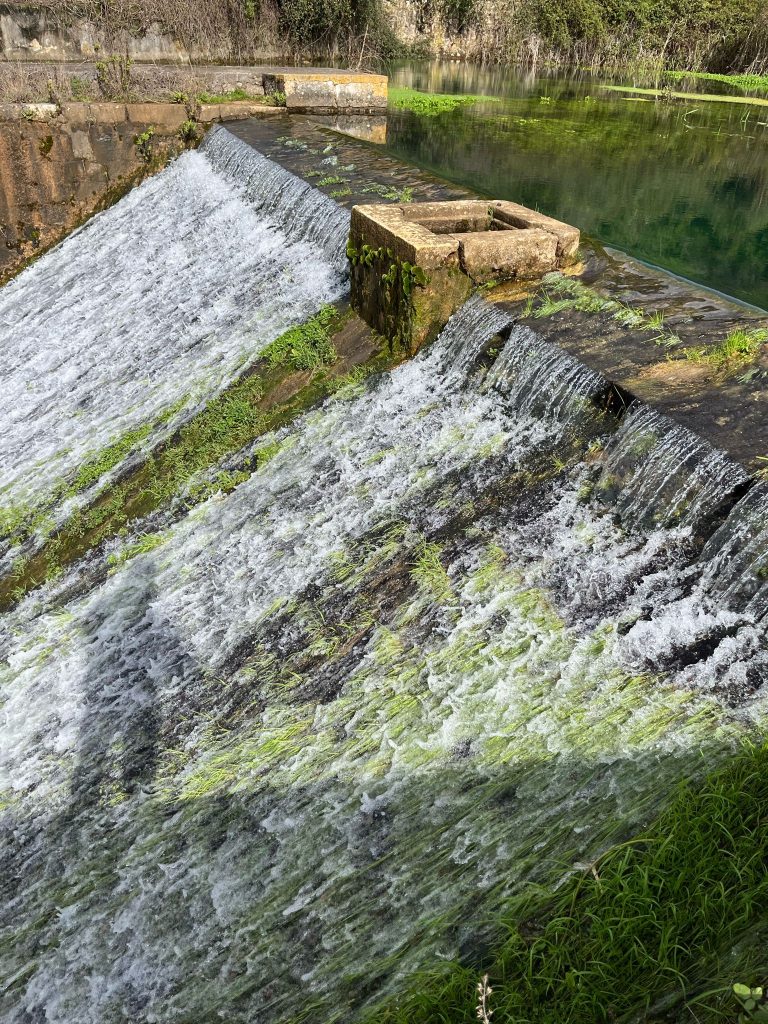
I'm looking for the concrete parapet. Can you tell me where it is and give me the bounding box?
[280,72,387,113]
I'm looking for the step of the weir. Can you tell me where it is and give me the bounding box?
[224,115,768,473]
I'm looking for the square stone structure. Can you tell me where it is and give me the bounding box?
[349,200,579,351]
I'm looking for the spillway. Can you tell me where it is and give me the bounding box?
[0,129,766,1024]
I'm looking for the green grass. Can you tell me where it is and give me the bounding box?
[366,743,768,1024]
[666,71,768,95]
[681,327,768,373]
[388,87,499,116]
[261,304,338,370]
[196,88,262,104]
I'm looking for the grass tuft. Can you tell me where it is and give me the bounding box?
[366,743,768,1024]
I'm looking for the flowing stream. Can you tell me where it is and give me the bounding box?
[0,129,767,1023]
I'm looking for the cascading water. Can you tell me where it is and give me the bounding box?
[0,127,347,532]
[2,237,767,1024]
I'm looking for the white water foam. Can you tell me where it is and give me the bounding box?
[0,135,345,518]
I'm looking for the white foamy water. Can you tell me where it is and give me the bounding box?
[1,296,766,1023]
[0,131,346,519]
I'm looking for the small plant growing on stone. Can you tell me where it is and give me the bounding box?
[178,119,200,145]
[134,127,155,163]
[95,54,133,100]
[70,75,90,101]
[264,90,286,107]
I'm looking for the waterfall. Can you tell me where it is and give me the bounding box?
[699,482,768,619]
[0,141,346,526]
[486,323,609,424]
[2,279,766,1024]
[1,67,766,1017]
[596,404,750,533]
[428,292,512,379]
[202,127,351,271]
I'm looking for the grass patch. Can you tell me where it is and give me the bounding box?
[681,327,768,374]
[366,742,768,1024]
[389,86,499,116]
[261,304,338,370]
[410,538,453,604]
[197,88,262,104]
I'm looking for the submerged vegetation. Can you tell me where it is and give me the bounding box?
[389,86,499,116]
[665,70,768,95]
[367,744,768,1024]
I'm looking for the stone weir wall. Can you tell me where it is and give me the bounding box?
[227,114,768,475]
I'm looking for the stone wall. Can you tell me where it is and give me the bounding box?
[0,107,184,284]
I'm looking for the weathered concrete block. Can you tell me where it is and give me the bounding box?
[459,227,557,283]
[126,103,187,129]
[349,204,471,353]
[491,200,580,261]
[198,102,284,123]
[281,72,387,113]
[349,199,579,351]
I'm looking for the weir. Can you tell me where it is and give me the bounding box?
[0,119,767,1024]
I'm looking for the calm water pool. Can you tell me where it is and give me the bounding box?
[384,63,768,310]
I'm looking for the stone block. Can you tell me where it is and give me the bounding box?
[126,103,186,129]
[349,199,579,351]
[198,102,283,123]
[459,227,557,283]
[281,72,387,113]
[491,200,580,261]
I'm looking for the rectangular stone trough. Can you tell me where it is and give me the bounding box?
[349,200,579,351]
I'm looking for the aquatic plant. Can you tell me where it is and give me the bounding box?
[666,71,768,95]
[389,87,499,116]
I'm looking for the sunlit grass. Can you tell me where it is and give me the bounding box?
[365,743,768,1024]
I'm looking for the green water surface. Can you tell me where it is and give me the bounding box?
[385,63,768,310]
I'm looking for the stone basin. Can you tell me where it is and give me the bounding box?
[349,199,580,350]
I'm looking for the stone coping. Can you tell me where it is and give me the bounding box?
[0,62,388,113]
[0,100,283,126]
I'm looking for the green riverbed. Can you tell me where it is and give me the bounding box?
[385,63,768,311]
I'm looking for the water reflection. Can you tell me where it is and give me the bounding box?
[385,62,768,309]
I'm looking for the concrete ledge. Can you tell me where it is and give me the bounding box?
[281,72,387,113]
[198,102,285,123]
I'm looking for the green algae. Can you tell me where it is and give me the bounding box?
[665,71,768,95]
[410,539,453,604]
[389,87,499,116]
[603,83,768,107]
